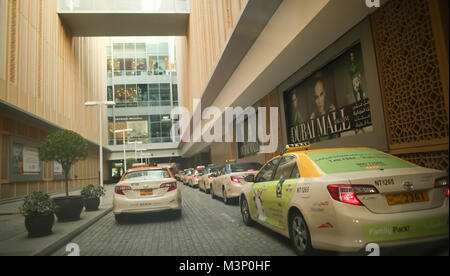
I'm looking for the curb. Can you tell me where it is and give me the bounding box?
[33,207,113,256]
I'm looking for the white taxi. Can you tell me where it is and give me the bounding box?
[199,165,222,193]
[189,166,206,188]
[240,144,449,255]
[113,166,182,223]
[211,161,262,204]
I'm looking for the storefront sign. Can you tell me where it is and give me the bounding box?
[12,143,41,175]
[54,161,63,176]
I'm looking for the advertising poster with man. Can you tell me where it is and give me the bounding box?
[285,43,373,144]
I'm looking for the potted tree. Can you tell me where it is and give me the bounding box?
[39,130,88,222]
[81,184,106,211]
[20,192,56,238]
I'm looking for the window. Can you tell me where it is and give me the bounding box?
[115,85,126,105]
[172,84,179,106]
[113,43,124,77]
[107,86,113,102]
[160,84,171,106]
[137,84,149,105]
[230,163,261,173]
[255,158,281,183]
[273,155,299,180]
[149,84,160,106]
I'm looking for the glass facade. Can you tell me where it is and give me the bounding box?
[106,37,179,146]
[107,41,176,79]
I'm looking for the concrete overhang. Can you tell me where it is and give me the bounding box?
[57,0,189,36]
[177,0,284,157]
[0,99,109,152]
[107,148,181,161]
[180,0,389,158]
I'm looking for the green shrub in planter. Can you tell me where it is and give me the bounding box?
[20,192,56,238]
[81,184,106,211]
[39,130,88,221]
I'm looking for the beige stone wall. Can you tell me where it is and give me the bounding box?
[176,0,247,114]
[0,113,101,200]
[0,0,107,200]
[0,0,107,146]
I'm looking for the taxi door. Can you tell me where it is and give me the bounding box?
[249,157,280,224]
[265,155,300,230]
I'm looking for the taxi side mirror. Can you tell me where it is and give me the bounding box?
[244,175,255,183]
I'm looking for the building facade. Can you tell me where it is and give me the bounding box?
[176,0,449,172]
[0,0,107,200]
[105,37,181,176]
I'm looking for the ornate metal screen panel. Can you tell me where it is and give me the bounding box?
[396,151,449,172]
[371,0,449,148]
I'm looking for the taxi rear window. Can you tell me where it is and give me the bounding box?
[307,149,415,174]
[124,169,171,180]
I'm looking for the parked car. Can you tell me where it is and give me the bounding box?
[239,144,449,256]
[211,161,262,204]
[183,169,193,185]
[113,166,182,223]
[178,169,188,184]
[174,171,184,182]
[189,166,206,188]
[199,165,222,194]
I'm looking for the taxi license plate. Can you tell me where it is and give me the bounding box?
[386,191,429,206]
[140,189,153,196]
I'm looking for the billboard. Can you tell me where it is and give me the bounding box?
[284,43,373,144]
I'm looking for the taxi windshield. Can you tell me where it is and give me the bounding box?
[124,169,170,180]
[307,149,416,174]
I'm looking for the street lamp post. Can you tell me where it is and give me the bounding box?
[138,149,147,163]
[114,128,133,172]
[128,141,143,161]
[85,101,116,187]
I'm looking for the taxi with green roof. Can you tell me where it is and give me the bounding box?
[239,143,449,255]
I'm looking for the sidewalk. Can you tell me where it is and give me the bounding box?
[0,184,115,256]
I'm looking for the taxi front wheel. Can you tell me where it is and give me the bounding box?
[289,211,313,256]
[223,188,230,205]
[240,197,254,226]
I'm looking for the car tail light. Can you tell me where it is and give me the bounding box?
[208,175,214,180]
[231,176,244,183]
[435,176,449,197]
[327,185,379,206]
[115,186,131,195]
[194,175,198,179]
[161,182,177,192]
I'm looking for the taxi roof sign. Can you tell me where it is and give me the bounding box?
[132,163,147,168]
[226,159,236,164]
[285,142,311,152]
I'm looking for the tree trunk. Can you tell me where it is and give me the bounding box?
[64,168,70,197]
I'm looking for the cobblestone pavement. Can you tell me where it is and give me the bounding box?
[52,184,296,256]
